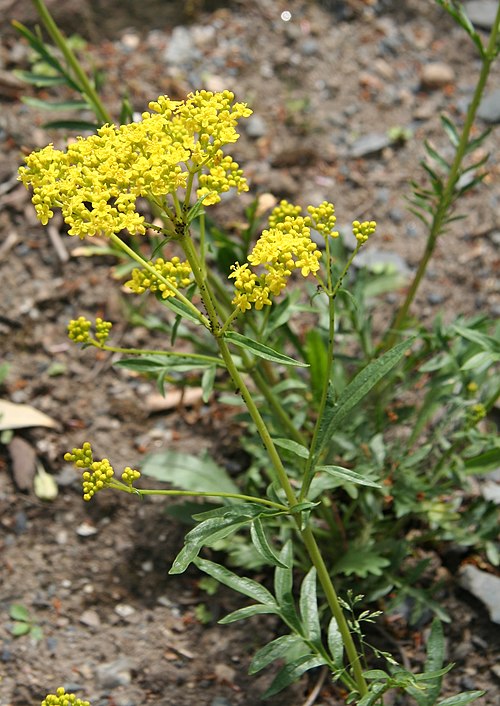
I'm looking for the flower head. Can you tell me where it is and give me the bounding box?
[19,91,252,238]
[41,687,90,706]
[352,220,376,244]
[125,256,192,298]
[64,442,141,501]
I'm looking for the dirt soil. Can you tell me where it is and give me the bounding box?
[0,1,499,705]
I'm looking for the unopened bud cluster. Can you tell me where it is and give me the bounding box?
[41,687,90,706]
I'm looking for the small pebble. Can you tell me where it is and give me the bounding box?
[420,62,455,89]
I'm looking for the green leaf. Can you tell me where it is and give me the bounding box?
[10,622,31,637]
[273,438,309,459]
[201,365,216,402]
[42,119,100,131]
[436,691,486,706]
[13,69,68,86]
[424,140,450,171]
[464,447,500,475]
[140,449,239,494]
[224,331,309,367]
[219,603,280,624]
[461,351,499,370]
[249,634,304,674]
[22,97,89,111]
[186,195,207,224]
[194,558,277,605]
[274,542,302,632]
[9,604,30,621]
[334,546,391,578]
[161,296,205,326]
[193,503,273,522]
[315,336,415,460]
[115,354,217,373]
[299,568,321,645]
[250,518,287,568]
[263,655,326,698]
[408,618,444,706]
[316,465,381,488]
[327,617,344,668]
[440,114,459,147]
[453,325,500,353]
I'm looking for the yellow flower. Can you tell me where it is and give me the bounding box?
[352,220,376,244]
[125,256,192,298]
[19,91,252,238]
[41,687,90,706]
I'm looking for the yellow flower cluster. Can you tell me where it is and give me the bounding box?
[19,90,252,238]
[41,687,90,706]
[307,202,339,238]
[352,220,377,244]
[197,153,248,206]
[64,442,141,501]
[67,317,113,344]
[229,203,322,312]
[125,256,192,298]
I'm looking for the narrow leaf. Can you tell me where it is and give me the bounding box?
[42,120,99,131]
[274,542,302,631]
[440,115,459,147]
[224,331,309,367]
[327,617,344,668]
[250,518,287,568]
[161,296,205,326]
[201,365,216,402]
[195,557,277,605]
[219,604,280,624]
[315,337,415,459]
[273,438,310,459]
[263,655,326,698]
[316,465,381,488]
[436,692,486,706]
[299,568,321,645]
[249,635,304,674]
[22,97,89,111]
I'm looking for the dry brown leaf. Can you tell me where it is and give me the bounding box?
[0,399,59,430]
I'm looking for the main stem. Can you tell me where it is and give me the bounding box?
[182,232,368,697]
[383,7,500,350]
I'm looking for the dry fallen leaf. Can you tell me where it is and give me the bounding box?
[0,399,59,430]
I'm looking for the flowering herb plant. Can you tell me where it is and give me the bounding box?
[14,0,500,704]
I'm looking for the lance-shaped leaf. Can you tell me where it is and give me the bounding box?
[273,438,310,459]
[274,542,302,632]
[219,603,280,624]
[299,568,321,646]
[263,654,327,698]
[224,331,309,367]
[315,465,381,489]
[315,337,415,460]
[249,634,305,674]
[435,692,486,706]
[327,617,344,668]
[250,517,287,568]
[194,558,277,605]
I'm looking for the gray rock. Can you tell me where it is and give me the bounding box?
[349,133,391,158]
[245,115,267,139]
[96,658,133,689]
[211,698,234,706]
[480,480,500,504]
[164,26,201,66]
[459,565,500,624]
[478,88,500,123]
[464,1,499,29]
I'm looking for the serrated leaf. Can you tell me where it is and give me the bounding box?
[219,603,280,624]
[327,617,343,668]
[273,438,309,459]
[250,518,287,568]
[299,568,321,645]
[334,547,391,578]
[316,465,381,488]
[315,337,415,460]
[194,558,277,605]
[263,655,326,698]
[9,604,30,621]
[249,634,304,674]
[140,449,238,494]
[224,331,309,367]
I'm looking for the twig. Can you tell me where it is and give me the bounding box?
[301,666,329,706]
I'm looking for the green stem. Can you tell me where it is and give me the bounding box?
[109,233,210,328]
[131,487,288,511]
[31,0,111,125]
[182,230,367,696]
[383,7,500,350]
